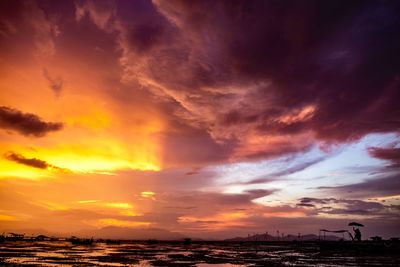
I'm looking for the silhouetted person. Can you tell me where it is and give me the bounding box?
[353,227,361,242]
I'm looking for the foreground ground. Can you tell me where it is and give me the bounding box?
[1,240,399,266]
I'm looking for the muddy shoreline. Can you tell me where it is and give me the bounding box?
[1,240,399,266]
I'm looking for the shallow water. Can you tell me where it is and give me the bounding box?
[0,240,399,266]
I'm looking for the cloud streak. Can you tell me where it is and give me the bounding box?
[318,174,400,198]
[4,152,65,171]
[297,197,399,219]
[242,156,326,185]
[0,106,63,137]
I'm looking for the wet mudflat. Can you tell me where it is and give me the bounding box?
[0,240,399,266]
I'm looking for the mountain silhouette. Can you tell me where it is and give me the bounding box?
[74,226,185,240]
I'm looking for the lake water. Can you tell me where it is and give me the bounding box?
[1,240,399,266]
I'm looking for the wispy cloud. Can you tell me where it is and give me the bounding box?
[318,174,400,198]
[43,69,63,97]
[297,197,399,219]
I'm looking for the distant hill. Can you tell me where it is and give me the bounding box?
[225,233,341,242]
[0,228,59,238]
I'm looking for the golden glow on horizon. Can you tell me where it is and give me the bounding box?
[77,200,99,204]
[105,202,133,209]
[0,214,17,221]
[0,62,164,180]
[0,160,50,179]
[0,130,161,180]
[0,147,159,180]
[78,201,141,216]
[95,218,151,228]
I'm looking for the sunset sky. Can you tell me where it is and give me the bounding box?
[0,0,399,239]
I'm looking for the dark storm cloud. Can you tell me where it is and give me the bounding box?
[73,0,400,163]
[149,0,400,151]
[75,0,398,164]
[0,106,63,137]
[2,0,398,165]
[4,152,65,171]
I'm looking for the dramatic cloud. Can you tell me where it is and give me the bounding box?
[4,152,65,171]
[150,1,400,144]
[0,106,63,137]
[72,0,399,163]
[1,0,399,239]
